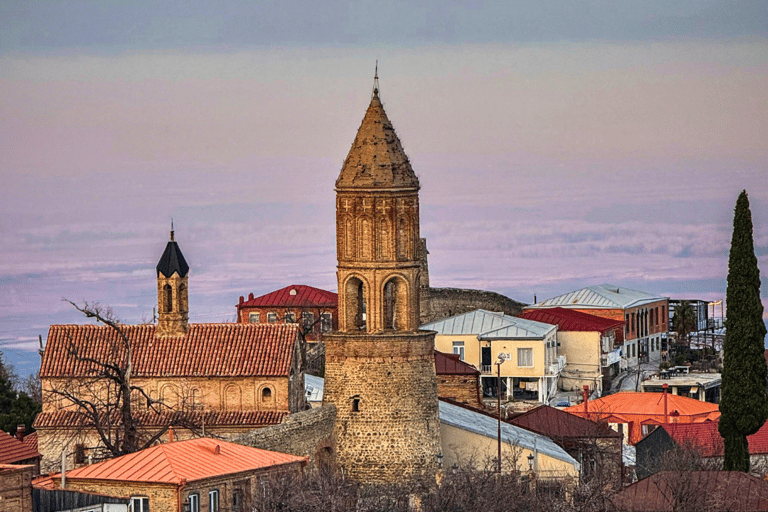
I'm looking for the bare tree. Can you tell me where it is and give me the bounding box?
[44,301,199,460]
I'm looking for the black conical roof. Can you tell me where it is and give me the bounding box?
[156,233,189,278]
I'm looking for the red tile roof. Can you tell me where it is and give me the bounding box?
[239,285,337,308]
[662,420,768,458]
[510,405,620,440]
[612,471,768,511]
[58,438,306,484]
[34,409,287,429]
[434,351,480,376]
[518,307,623,333]
[0,430,40,464]
[40,323,299,378]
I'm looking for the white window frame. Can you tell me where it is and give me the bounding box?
[188,493,199,512]
[267,312,278,323]
[249,312,260,323]
[301,311,315,330]
[452,341,465,361]
[517,348,533,368]
[130,497,150,512]
[284,312,296,323]
[209,489,220,512]
[320,312,332,332]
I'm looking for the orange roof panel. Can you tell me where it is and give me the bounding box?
[564,392,720,419]
[62,438,306,484]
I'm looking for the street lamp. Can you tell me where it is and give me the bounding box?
[496,353,507,474]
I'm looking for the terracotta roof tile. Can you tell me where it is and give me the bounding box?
[239,285,337,308]
[0,430,40,464]
[58,438,306,484]
[434,351,480,376]
[518,307,623,333]
[40,323,299,378]
[34,410,287,429]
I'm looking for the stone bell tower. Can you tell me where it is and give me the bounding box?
[323,74,441,484]
[156,227,189,337]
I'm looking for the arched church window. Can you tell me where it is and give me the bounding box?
[345,218,354,259]
[397,217,410,260]
[383,277,409,331]
[262,387,272,401]
[163,284,173,313]
[178,283,186,312]
[360,218,372,260]
[344,277,367,331]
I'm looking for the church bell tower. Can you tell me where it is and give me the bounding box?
[323,74,441,484]
[156,227,189,337]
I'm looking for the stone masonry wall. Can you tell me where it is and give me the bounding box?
[237,405,336,467]
[423,288,526,324]
[437,374,483,406]
[324,331,441,485]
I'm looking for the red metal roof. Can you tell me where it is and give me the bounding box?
[239,285,337,308]
[34,409,287,429]
[518,307,623,333]
[434,351,480,376]
[564,392,720,420]
[0,430,40,464]
[40,323,299,378]
[662,420,768,458]
[612,471,768,511]
[510,405,620,440]
[59,438,306,484]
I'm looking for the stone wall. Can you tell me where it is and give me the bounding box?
[0,464,33,512]
[423,288,526,324]
[237,405,336,467]
[437,374,483,406]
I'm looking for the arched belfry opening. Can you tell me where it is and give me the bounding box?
[344,277,367,332]
[383,276,409,331]
[163,284,173,313]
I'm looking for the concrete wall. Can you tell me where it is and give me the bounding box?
[557,331,603,393]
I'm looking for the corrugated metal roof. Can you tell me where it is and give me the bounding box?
[60,438,306,484]
[612,471,768,511]
[564,392,720,419]
[438,401,579,468]
[421,309,556,339]
[663,420,768,458]
[519,307,623,333]
[305,374,324,402]
[40,323,299,378]
[528,284,666,310]
[510,405,620,440]
[434,351,480,375]
[239,285,337,308]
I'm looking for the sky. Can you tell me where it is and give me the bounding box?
[1,1,767,377]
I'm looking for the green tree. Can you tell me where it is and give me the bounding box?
[0,353,41,436]
[719,190,768,472]
[672,300,697,358]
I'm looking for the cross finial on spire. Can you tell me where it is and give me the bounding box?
[170,218,175,241]
[372,60,379,99]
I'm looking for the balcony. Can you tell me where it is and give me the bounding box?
[547,356,566,375]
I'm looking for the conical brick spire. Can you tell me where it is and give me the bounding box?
[335,89,419,190]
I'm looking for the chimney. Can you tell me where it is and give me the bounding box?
[239,296,244,304]
[168,427,174,443]
[583,385,590,417]
[16,425,25,441]
[248,292,254,300]
[663,383,669,424]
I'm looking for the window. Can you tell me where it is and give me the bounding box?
[284,312,296,323]
[248,312,260,323]
[163,284,173,313]
[74,444,86,464]
[267,312,278,323]
[517,348,533,367]
[261,387,272,401]
[130,497,150,512]
[301,311,314,331]
[233,489,243,512]
[452,341,465,361]
[188,493,199,512]
[320,313,332,332]
[352,397,360,412]
[209,490,220,512]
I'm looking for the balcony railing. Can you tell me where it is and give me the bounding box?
[481,365,493,375]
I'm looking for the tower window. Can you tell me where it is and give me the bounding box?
[163,284,173,312]
[352,397,360,412]
[262,387,272,401]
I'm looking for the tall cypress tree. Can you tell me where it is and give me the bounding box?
[719,190,768,472]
